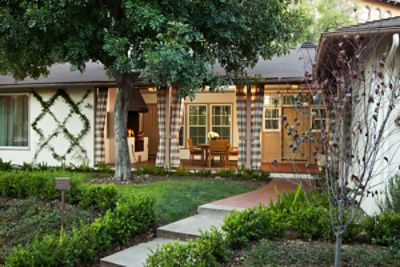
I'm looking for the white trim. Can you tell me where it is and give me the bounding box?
[0,92,30,150]
[187,104,208,145]
[263,107,281,132]
[210,103,233,145]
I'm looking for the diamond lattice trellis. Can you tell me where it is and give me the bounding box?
[31,89,91,164]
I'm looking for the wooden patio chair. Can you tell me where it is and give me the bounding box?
[208,139,229,167]
[187,138,204,164]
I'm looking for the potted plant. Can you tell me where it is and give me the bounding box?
[207,131,220,140]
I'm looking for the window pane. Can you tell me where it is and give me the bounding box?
[198,116,206,125]
[221,116,230,125]
[0,95,29,147]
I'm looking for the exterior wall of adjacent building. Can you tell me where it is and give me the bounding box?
[357,0,400,22]
[0,87,96,166]
[351,34,400,214]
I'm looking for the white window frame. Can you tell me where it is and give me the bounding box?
[187,104,208,145]
[263,107,281,132]
[0,93,30,150]
[210,104,233,145]
[310,107,327,132]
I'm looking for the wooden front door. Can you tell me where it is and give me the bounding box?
[282,107,310,161]
[142,104,159,157]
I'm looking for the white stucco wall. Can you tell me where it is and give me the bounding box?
[352,35,400,214]
[0,87,96,166]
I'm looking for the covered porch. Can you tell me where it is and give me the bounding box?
[94,43,319,173]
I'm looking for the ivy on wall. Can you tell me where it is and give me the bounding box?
[31,89,91,164]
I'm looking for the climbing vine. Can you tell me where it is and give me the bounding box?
[31,89,91,164]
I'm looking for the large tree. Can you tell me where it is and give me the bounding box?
[0,0,310,180]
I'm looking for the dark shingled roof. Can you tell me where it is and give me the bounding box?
[0,43,316,89]
[328,16,400,33]
[212,43,316,83]
[0,62,115,89]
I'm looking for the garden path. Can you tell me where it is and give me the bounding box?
[100,179,314,267]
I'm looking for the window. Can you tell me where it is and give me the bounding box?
[188,105,207,145]
[264,108,280,130]
[0,94,29,147]
[282,95,308,106]
[211,105,232,143]
[371,8,381,21]
[360,5,370,22]
[383,10,392,19]
[311,108,327,131]
[264,95,280,106]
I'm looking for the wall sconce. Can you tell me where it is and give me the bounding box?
[291,84,299,89]
[148,87,157,92]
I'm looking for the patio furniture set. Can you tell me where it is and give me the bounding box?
[187,138,238,167]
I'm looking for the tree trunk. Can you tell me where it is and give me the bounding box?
[334,232,342,267]
[112,70,137,181]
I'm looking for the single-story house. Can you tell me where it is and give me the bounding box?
[0,43,319,171]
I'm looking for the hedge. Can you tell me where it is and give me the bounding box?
[5,195,155,267]
[0,171,118,212]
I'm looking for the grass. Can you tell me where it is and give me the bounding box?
[238,239,396,267]
[116,177,264,224]
[0,197,97,263]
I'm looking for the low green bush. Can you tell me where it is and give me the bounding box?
[223,205,284,249]
[363,212,400,246]
[5,195,155,267]
[145,228,229,267]
[0,171,83,201]
[0,171,119,212]
[78,184,118,211]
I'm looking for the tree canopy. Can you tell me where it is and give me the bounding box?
[0,0,311,180]
[0,0,310,96]
[311,0,356,41]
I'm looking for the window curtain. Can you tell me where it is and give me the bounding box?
[170,89,184,168]
[156,89,166,167]
[94,88,108,164]
[236,86,247,168]
[0,95,28,147]
[251,86,265,170]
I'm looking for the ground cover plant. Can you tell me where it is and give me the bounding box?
[0,197,96,263]
[239,239,395,267]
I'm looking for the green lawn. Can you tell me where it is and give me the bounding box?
[116,178,264,224]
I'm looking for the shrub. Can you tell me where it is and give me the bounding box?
[5,195,155,267]
[380,174,400,213]
[222,206,284,249]
[0,158,13,171]
[78,184,118,211]
[0,171,119,211]
[0,171,83,201]
[363,212,400,246]
[145,228,228,267]
[215,169,235,178]
[175,167,187,176]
